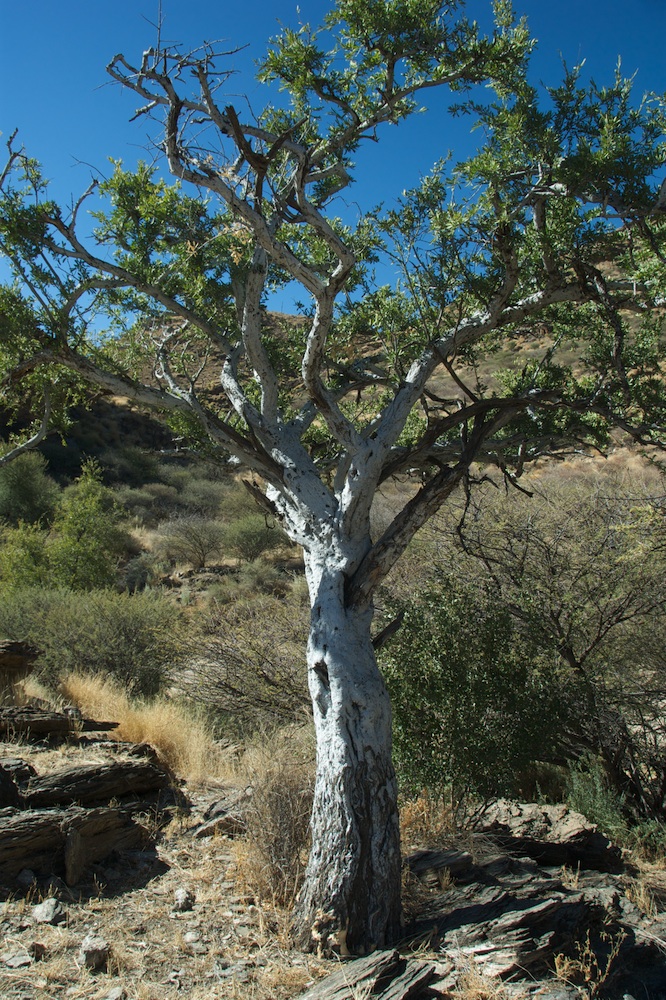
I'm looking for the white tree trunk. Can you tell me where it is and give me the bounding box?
[292,552,402,954]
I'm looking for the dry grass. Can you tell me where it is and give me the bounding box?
[400,791,456,852]
[230,725,315,909]
[553,927,627,998]
[59,672,235,784]
[448,964,528,999]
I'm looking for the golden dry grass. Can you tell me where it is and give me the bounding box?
[59,672,235,784]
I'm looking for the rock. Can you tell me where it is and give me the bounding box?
[102,988,126,1000]
[194,813,245,839]
[407,848,474,887]
[16,868,36,888]
[78,933,110,971]
[474,800,623,871]
[194,792,246,838]
[32,898,66,925]
[295,950,435,999]
[3,950,32,968]
[438,887,604,979]
[0,765,20,807]
[173,887,195,912]
[1,758,38,784]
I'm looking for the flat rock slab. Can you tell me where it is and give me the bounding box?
[24,758,171,807]
[473,799,623,871]
[0,706,118,737]
[0,805,149,885]
[295,950,435,1000]
[405,845,666,995]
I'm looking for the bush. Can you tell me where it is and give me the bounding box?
[235,727,314,905]
[223,513,286,564]
[0,586,189,695]
[0,451,59,525]
[178,476,229,517]
[564,756,666,859]
[187,595,310,732]
[157,514,226,568]
[101,445,161,487]
[0,522,50,588]
[379,574,572,806]
[431,473,666,824]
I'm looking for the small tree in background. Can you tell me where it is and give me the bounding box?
[224,513,287,564]
[158,513,226,569]
[48,461,130,589]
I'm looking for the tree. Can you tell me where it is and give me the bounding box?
[1,0,665,952]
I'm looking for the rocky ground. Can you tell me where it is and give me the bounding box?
[2,723,666,999]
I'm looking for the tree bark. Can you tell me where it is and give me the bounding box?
[292,556,402,954]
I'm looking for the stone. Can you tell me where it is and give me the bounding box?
[32,898,66,925]
[16,868,36,887]
[78,933,110,971]
[173,887,195,912]
[474,800,623,870]
[102,988,126,1000]
[3,951,32,969]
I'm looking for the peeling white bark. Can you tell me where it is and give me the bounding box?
[291,544,402,954]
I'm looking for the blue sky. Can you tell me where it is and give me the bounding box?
[1,0,665,308]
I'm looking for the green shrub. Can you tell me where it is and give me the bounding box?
[0,522,50,588]
[0,452,60,525]
[565,757,629,842]
[121,552,163,592]
[178,476,229,517]
[48,461,132,589]
[379,574,573,805]
[0,464,134,592]
[157,514,226,568]
[0,586,188,695]
[224,513,286,563]
[101,445,160,486]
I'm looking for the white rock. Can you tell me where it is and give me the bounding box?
[78,933,110,971]
[32,898,66,925]
[173,887,195,912]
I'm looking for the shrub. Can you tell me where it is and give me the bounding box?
[186,594,310,732]
[120,552,162,592]
[379,574,572,807]
[48,460,132,589]
[178,476,229,517]
[234,726,314,905]
[0,586,189,695]
[101,445,161,486]
[157,514,226,568]
[223,513,286,564]
[0,451,59,525]
[431,474,666,823]
[0,521,50,588]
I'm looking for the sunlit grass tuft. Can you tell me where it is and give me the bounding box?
[59,671,234,783]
